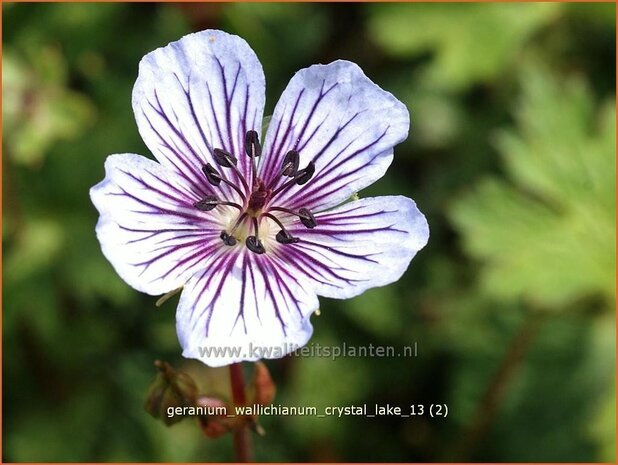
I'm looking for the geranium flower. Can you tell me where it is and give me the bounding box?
[91,30,429,367]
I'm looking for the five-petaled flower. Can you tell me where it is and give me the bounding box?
[91,30,429,367]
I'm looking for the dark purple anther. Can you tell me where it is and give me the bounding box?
[276,229,300,244]
[295,161,315,186]
[194,195,219,211]
[213,148,237,168]
[220,231,237,246]
[298,207,317,228]
[246,235,266,254]
[202,163,222,186]
[245,130,262,158]
[281,150,300,177]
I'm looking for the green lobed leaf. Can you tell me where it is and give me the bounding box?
[450,66,616,308]
[368,3,561,91]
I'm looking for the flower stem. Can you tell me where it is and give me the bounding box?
[229,362,253,462]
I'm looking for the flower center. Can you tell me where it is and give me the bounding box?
[192,130,317,254]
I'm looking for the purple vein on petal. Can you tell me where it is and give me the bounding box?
[294,239,380,264]
[191,250,239,337]
[231,253,250,335]
[217,57,242,158]
[108,187,206,223]
[290,80,338,152]
[157,239,222,282]
[150,89,206,167]
[117,168,193,205]
[271,247,351,289]
[266,258,304,320]
[181,73,214,156]
[252,256,288,335]
[247,254,260,323]
[140,108,209,194]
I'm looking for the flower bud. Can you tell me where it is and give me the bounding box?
[196,395,232,438]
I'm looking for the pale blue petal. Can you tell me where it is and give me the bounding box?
[276,196,429,299]
[90,153,225,295]
[133,30,265,202]
[176,250,318,367]
[260,60,409,212]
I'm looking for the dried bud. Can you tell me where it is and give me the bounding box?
[144,360,198,426]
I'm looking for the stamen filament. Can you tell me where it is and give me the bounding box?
[230,212,248,235]
[269,206,317,228]
[261,212,285,230]
[262,212,300,244]
[202,163,246,200]
[269,206,299,216]
[252,217,260,240]
[221,211,248,247]
[270,177,298,198]
[229,163,250,193]
[219,201,243,210]
[266,150,300,190]
[194,196,243,212]
[220,177,247,200]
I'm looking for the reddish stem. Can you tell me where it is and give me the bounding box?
[229,362,253,462]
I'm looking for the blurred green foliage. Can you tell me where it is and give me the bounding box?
[3,46,96,166]
[3,2,615,462]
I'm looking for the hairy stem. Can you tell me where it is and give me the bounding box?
[229,362,253,462]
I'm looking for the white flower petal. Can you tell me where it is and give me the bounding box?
[279,196,429,299]
[176,250,318,367]
[90,153,224,295]
[260,60,409,212]
[132,30,265,201]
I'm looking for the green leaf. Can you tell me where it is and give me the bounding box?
[450,66,616,307]
[369,3,560,91]
[2,46,96,167]
[5,217,65,284]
